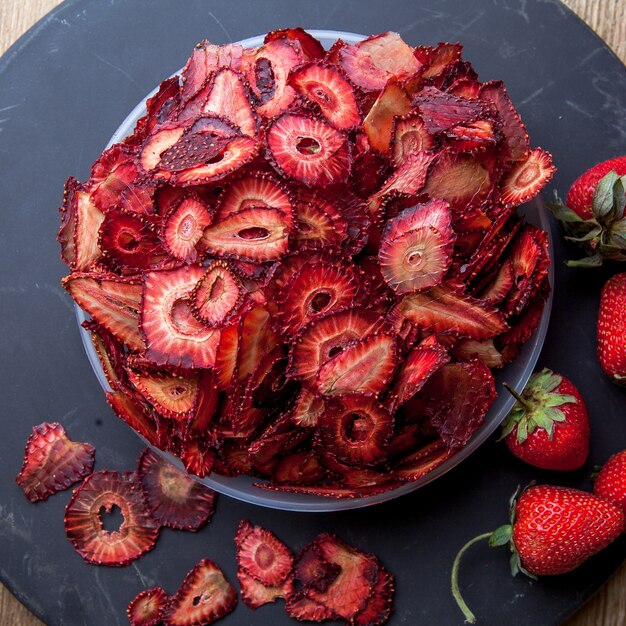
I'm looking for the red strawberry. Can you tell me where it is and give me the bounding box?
[594,450,626,514]
[548,157,626,266]
[452,485,625,623]
[597,273,626,384]
[500,368,590,470]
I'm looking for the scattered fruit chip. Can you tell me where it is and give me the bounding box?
[137,448,216,531]
[127,586,169,626]
[59,30,552,496]
[16,422,95,503]
[64,470,159,566]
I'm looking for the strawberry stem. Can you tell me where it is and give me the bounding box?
[503,383,531,410]
[451,532,493,624]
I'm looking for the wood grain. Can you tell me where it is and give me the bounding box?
[1,1,625,624]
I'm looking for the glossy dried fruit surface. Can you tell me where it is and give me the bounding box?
[59,30,551,495]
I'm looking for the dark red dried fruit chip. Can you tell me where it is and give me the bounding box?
[237,568,294,609]
[16,422,95,503]
[127,586,169,626]
[294,544,341,592]
[191,261,244,327]
[64,470,159,566]
[137,448,216,531]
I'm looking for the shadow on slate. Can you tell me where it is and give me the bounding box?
[1,0,626,624]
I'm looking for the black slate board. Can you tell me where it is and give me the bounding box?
[1,1,626,624]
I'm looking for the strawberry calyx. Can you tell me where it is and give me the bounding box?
[500,368,578,444]
[548,170,626,267]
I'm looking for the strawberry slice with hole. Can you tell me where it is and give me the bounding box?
[64,470,159,566]
[293,197,347,250]
[499,147,556,207]
[316,333,397,396]
[391,112,435,167]
[275,262,363,335]
[317,395,393,466]
[217,171,293,222]
[191,261,244,327]
[200,206,291,262]
[235,520,294,586]
[267,113,351,186]
[16,422,95,503]
[294,544,341,592]
[161,193,213,262]
[391,283,508,339]
[141,266,221,369]
[305,533,380,620]
[200,68,257,137]
[363,79,413,153]
[479,80,529,162]
[127,586,169,626]
[237,568,294,609]
[137,448,216,531]
[264,27,325,60]
[388,343,451,410]
[166,558,237,626]
[420,359,496,450]
[63,272,144,351]
[289,62,361,130]
[180,41,244,103]
[244,38,303,117]
[127,368,199,419]
[288,308,379,382]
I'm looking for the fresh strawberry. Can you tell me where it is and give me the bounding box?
[500,368,589,470]
[594,450,626,514]
[549,157,626,266]
[597,272,626,384]
[452,485,625,623]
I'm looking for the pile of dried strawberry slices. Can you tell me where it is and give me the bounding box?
[57,28,555,499]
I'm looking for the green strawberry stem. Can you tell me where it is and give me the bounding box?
[451,532,493,624]
[503,382,531,410]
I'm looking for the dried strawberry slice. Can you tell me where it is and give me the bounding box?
[86,321,128,391]
[352,566,395,626]
[119,184,156,217]
[453,338,505,369]
[64,470,158,566]
[137,448,216,531]
[499,148,556,206]
[415,42,462,80]
[420,360,496,450]
[89,144,140,212]
[338,32,422,90]
[106,390,160,447]
[389,344,451,409]
[391,112,435,167]
[317,334,397,396]
[273,450,326,485]
[16,422,95,503]
[445,118,498,152]
[286,591,338,622]
[413,86,486,134]
[136,76,180,138]
[479,80,529,162]
[99,209,162,269]
[382,198,453,246]
[238,303,279,380]
[161,194,213,262]
[266,113,351,186]
[393,439,451,481]
[288,308,379,382]
[479,259,514,304]
[214,316,242,389]
[264,27,325,60]
[391,283,508,340]
[363,79,413,153]
[127,368,199,419]
[306,533,379,620]
[141,266,221,369]
[289,62,361,130]
[235,520,294,586]
[180,439,215,478]
[217,171,293,222]
[58,178,105,271]
[244,38,303,117]
[318,395,393,466]
[200,68,257,137]
[127,586,169,626]
[379,224,455,294]
[191,261,243,327]
[294,544,341,592]
[139,123,188,172]
[238,569,294,609]
[290,388,325,428]
[181,41,244,103]
[63,273,144,351]
[275,262,363,335]
[293,197,346,250]
[201,206,291,262]
[166,558,237,626]
[255,481,402,499]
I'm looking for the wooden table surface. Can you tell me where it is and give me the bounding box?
[1,0,625,624]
